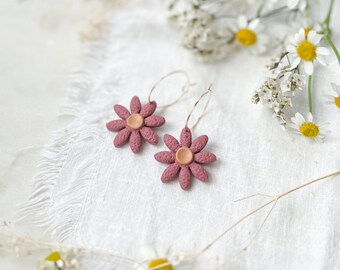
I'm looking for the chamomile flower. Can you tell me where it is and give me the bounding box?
[287,29,330,75]
[289,112,330,142]
[134,245,189,270]
[231,15,269,54]
[325,83,340,109]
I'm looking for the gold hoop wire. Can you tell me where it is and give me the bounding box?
[148,70,194,108]
[185,85,212,130]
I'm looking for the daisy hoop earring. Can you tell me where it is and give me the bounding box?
[106,71,194,154]
[154,86,217,190]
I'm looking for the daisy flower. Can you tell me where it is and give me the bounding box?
[287,29,330,75]
[325,83,340,109]
[134,245,189,270]
[37,250,79,270]
[289,112,330,142]
[155,127,216,190]
[231,15,269,54]
[106,96,165,153]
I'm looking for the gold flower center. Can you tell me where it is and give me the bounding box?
[45,252,62,262]
[299,122,319,138]
[296,40,317,61]
[176,147,194,165]
[126,113,144,130]
[148,258,174,270]
[236,28,257,46]
[334,96,340,108]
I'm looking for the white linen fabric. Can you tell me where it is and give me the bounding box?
[20,1,340,269]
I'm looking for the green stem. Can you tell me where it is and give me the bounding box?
[325,35,340,66]
[308,75,313,114]
[324,0,335,28]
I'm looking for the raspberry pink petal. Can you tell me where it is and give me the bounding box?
[129,131,142,153]
[140,127,158,145]
[190,135,208,153]
[154,151,176,164]
[140,101,157,117]
[195,152,216,164]
[106,120,126,132]
[161,163,180,182]
[145,115,165,127]
[164,134,181,152]
[114,104,131,120]
[189,162,208,182]
[180,127,192,147]
[179,166,191,190]
[130,96,141,114]
[113,128,131,147]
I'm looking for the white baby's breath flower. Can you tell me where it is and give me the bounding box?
[325,83,340,109]
[289,112,330,142]
[287,29,330,75]
[231,15,269,54]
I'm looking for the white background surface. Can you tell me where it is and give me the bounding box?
[0,1,339,269]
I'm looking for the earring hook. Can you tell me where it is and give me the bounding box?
[185,85,212,130]
[148,70,194,108]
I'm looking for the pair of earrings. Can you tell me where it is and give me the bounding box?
[106,71,217,190]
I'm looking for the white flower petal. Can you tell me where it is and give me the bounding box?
[290,56,301,68]
[307,112,313,122]
[317,47,330,55]
[238,15,248,28]
[297,29,305,42]
[307,31,321,45]
[291,112,305,126]
[249,19,259,30]
[287,45,296,52]
[304,61,314,75]
[316,55,327,66]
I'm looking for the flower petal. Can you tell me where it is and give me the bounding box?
[140,101,157,117]
[307,31,321,45]
[248,19,259,30]
[161,163,180,182]
[129,131,142,153]
[195,152,216,164]
[106,120,126,131]
[140,127,158,145]
[304,61,314,75]
[316,55,327,66]
[317,47,330,56]
[113,128,131,147]
[114,104,130,120]
[180,127,192,147]
[164,134,181,152]
[290,56,301,68]
[130,96,141,113]
[179,166,191,190]
[287,45,296,53]
[189,162,208,182]
[237,15,247,28]
[307,112,313,122]
[190,135,208,153]
[144,115,165,127]
[154,151,176,164]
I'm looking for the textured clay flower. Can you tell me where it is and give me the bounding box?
[106,96,165,153]
[155,127,216,190]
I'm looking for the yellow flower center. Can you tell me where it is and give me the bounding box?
[304,27,311,36]
[334,96,340,108]
[299,122,319,138]
[236,28,257,46]
[296,40,317,61]
[45,252,62,262]
[148,258,174,270]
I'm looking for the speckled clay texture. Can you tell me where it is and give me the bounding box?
[155,127,216,190]
[106,96,165,153]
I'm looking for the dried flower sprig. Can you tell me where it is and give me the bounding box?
[252,0,339,142]
[1,171,339,269]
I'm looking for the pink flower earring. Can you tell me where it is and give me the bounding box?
[106,71,193,153]
[154,86,217,190]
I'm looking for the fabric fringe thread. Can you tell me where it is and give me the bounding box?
[16,10,138,244]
